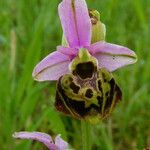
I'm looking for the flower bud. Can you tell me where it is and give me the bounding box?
[89,10,106,43]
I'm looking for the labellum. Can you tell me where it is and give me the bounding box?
[55,49,122,123]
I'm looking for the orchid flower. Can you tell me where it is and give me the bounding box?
[13,131,68,150]
[32,0,137,81]
[32,0,137,122]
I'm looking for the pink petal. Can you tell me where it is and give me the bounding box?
[57,46,78,59]
[12,132,58,150]
[55,134,69,150]
[32,51,71,81]
[88,42,137,71]
[58,0,91,48]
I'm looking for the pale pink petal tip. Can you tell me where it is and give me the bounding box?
[32,51,70,81]
[58,0,92,48]
[88,42,137,71]
[12,131,57,150]
[55,134,69,150]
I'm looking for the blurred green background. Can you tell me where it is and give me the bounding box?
[0,0,150,149]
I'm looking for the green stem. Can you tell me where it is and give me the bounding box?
[81,120,91,150]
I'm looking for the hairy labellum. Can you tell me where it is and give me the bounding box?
[55,49,122,123]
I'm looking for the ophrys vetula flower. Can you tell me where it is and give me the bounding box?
[32,0,137,123]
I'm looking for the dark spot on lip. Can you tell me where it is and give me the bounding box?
[68,100,99,117]
[70,82,80,94]
[104,79,107,82]
[97,96,102,101]
[104,96,112,110]
[97,96,103,111]
[85,89,93,98]
[105,91,109,97]
[104,78,121,110]
[102,72,107,82]
[110,78,115,87]
[55,91,71,115]
[55,77,71,115]
[104,79,115,110]
[74,62,95,79]
[106,78,115,107]
[98,80,102,92]
[56,76,100,118]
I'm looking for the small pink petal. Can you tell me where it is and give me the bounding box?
[58,0,91,48]
[32,51,71,81]
[88,42,137,71]
[12,132,58,150]
[55,134,69,150]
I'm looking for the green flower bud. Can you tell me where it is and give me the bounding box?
[89,10,106,43]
